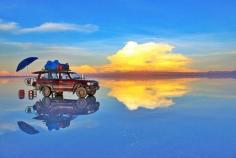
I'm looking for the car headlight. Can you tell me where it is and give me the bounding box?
[87,82,94,86]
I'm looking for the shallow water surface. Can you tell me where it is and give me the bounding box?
[0,78,236,158]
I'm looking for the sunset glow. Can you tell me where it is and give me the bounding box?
[72,41,193,74]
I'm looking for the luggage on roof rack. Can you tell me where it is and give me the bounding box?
[44,60,69,71]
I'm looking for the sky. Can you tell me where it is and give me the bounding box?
[0,0,236,75]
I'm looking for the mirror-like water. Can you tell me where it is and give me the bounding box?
[0,78,236,158]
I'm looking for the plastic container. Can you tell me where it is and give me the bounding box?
[28,90,34,100]
[18,90,25,99]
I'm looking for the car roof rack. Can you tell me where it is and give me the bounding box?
[32,69,72,74]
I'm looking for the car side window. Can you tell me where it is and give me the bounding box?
[41,73,49,79]
[61,73,70,80]
[40,72,58,79]
[51,73,58,79]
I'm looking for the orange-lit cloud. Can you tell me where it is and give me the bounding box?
[72,41,192,74]
[101,79,194,110]
[71,65,97,73]
[0,79,9,84]
[0,70,11,76]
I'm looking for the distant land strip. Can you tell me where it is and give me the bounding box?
[86,71,236,79]
[0,71,236,79]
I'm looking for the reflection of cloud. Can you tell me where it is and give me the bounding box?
[101,79,193,110]
[74,41,192,73]
[70,119,99,129]
[0,123,17,134]
[0,78,9,84]
[0,121,47,135]
[190,79,236,99]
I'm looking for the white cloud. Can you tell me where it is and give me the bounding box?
[0,19,98,33]
[19,22,98,33]
[0,19,18,31]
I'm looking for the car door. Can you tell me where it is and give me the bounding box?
[59,72,74,91]
[50,72,60,91]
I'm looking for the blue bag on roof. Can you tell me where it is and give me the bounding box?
[44,60,69,71]
[44,60,59,71]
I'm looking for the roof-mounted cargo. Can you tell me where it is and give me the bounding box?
[44,60,69,71]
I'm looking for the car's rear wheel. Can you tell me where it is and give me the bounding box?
[42,97,51,105]
[76,87,87,98]
[42,86,51,97]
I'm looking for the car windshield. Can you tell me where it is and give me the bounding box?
[69,72,80,79]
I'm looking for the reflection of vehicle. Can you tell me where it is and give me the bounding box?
[31,70,99,98]
[26,96,100,131]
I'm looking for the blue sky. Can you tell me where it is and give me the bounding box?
[0,0,236,74]
[1,0,236,42]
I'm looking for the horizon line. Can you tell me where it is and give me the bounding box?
[0,70,235,79]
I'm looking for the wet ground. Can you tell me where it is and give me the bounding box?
[0,77,236,158]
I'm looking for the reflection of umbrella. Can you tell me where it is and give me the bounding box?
[17,121,39,135]
[16,57,38,72]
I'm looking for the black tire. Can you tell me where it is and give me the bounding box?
[42,86,51,97]
[76,87,87,98]
[42,97,51,106]
[87,88,96,96]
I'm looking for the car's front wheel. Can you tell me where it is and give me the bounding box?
[87,88,96,96]
[42,86,51,97]
[76,87,87,98]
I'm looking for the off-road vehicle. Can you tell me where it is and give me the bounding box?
[29,70,99,98]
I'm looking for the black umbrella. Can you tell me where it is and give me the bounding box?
[16,57,38,72]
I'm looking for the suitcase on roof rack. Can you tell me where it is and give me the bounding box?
[57,63,69,71]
